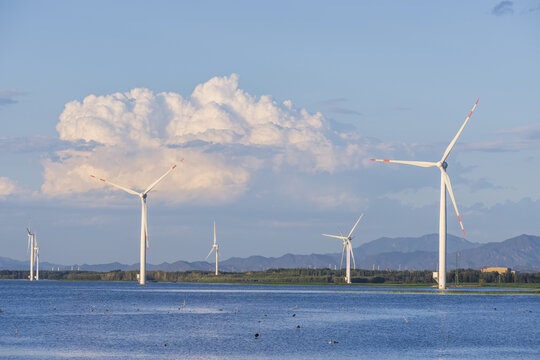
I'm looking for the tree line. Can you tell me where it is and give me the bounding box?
[1,268,539,285]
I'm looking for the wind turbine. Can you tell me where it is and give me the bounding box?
[322,214,364,284]
[26,227,34,281]
[34,233,39,280]
[370,99,479,290]
[91,161,182,285]
[206,221,219,275]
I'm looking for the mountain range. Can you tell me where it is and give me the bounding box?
[1,234,539,273]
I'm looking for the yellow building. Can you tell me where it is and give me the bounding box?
[481,266,516,275]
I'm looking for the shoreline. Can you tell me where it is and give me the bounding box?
[2,268,539,291]
[1,278,539,295]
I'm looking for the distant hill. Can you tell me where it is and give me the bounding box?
[76,262,137,272]
[1,234,538,272]
[148,261,214,272]
[453,234,540,272]
[220,254,340,272]
[353,234,540,272]
[358,251,438,271]
[0,257,61,271]
[0,256,28,270]
[355,233,478,256]
[0,257,215,272]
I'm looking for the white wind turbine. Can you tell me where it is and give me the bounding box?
[370,99,479,290]
[206,221,219,275]
[26,227,35,281]
[34,233,39,281]
[322,214,364,284]
[91,161,182,285]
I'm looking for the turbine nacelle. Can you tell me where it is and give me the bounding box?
[436,161,448,170]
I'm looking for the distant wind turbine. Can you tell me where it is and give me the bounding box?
[34,233,39,281]
[26,227,35,281]
[206,221,220,275]
[370,99,479,290]
[91,161,182,285]
[322,214,364,284]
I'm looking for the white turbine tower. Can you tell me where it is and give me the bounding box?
[206,221,219,275]
[34,233,39,280]
[322,214,364,284]
[91,161,182,285]
[26,227,34,281]
[370,99,479,290]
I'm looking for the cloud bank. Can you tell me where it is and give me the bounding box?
[42,74,389,205]
[492,1,514,16]
[463,122,540,152]
[0,89,27,107]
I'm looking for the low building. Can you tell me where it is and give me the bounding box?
[481,266,516,275]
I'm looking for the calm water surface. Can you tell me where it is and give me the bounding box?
[0,280,538,359]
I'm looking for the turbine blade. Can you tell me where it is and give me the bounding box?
[143,161,183,195]
[206,248,214,260]
[370,159,437,168]
[347,214,364,239]
[441,99,479,162]
[441,169,465,235]
[322,234,348,240]
[340,243,346,268]
[90,175,139,196]
[214,221,216,245]
[350,243,356,269]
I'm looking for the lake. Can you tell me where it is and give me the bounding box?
[0,280,538,359]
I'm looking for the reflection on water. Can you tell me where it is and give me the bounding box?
[0,281,538,359]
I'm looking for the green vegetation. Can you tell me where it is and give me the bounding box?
[1,268,539,288]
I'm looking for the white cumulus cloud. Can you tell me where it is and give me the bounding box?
[42,74,396,206]
[0,177,20,197]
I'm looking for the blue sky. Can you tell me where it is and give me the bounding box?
[1,0,539,265]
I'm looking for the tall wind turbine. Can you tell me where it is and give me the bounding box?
[206,221,219,275]
[370,99,479,290]
[322,214,363,284]
[27,227,34,281]
[91,161,182,285]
